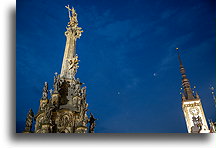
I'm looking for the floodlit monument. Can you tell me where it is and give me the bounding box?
[23,5,96,133]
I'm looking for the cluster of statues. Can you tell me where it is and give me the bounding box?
[65,5,83,39]
[24,72,96,133]
[69,78,86,98]
[23,5,95,133]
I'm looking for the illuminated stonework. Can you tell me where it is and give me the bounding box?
[182,99,209,133]
[23,5,96,133]
[177,48,209,133]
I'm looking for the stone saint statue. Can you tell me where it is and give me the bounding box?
[88,113,97,133]
[49,89,53,95]
[53,74,60,93]
[42,82,48,99]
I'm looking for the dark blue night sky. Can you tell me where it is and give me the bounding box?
[16,0,215,133]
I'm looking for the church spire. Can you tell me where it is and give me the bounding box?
[60,5,83,80]
[177,48,210,133]
[176,48,194,100]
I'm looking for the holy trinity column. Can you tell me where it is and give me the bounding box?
[23,5,96,133]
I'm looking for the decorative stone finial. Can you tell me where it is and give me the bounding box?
[23,109,34,133]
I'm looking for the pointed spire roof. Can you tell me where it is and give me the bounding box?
[176,48,195,100]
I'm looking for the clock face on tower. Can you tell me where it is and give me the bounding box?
[189,107,199,116]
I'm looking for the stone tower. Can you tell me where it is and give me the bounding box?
[177,48,209,133]
[23,5,96,133]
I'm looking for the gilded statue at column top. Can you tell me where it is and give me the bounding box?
[65,5,77,23]
[65,5,83,39]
